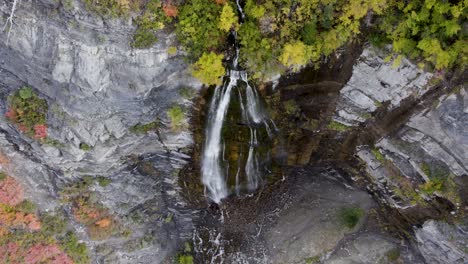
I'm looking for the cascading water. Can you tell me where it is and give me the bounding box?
[201,2,275,203]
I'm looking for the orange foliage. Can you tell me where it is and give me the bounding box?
[0,176,24,206]
[0,205,41,231]
[163,3,178,17]
[95,218,111,228]
[215,0,226,4]
[71,196,116,240]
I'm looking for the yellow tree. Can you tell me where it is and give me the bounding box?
[218,4,239,32]
[192,52,226,85]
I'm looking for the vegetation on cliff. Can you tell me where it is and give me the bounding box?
[5,87,48,140]
[79,0,466,83]
[0,173,89,263]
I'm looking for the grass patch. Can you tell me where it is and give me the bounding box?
[339,206,364,228]
[327,120,350,132]
[386,248,400,261]
[129,120,159,134]
[167,46,178,55]
[371,147,386,163]
[167,105,185,130]
[0,171,6,181]
[305,255,321,263]
[97,176,111,187]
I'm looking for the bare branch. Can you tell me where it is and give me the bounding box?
[3,0,21,44]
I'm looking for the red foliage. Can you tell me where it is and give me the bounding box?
[18,124,29,133]
[0,176,24,206]
[5,108,17,121]
[0,243,74,264]
[0,242,20,263]
[215,0,226,4]
[33,124,47,139]
[163,3,178,17]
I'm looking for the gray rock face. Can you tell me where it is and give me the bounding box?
[333,47,432,126]
[264,169,374,264]
[415,220,468,264]
[0,0,199,262]
[324,233,424,264]
[358,87,467,209]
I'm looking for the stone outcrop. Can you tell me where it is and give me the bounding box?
[415,220,468,264]
[333,47,433,126]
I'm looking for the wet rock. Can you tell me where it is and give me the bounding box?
[415,220,468,264]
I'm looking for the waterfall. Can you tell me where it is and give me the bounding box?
[201,0,275,204]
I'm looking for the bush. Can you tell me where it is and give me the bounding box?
[61,232,90,264]
[167,106,185,131]
[191,52,226,86]
[339,206,364,228]
[79,143,92,151]
[6,87,48,140]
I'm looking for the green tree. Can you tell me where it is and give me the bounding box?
[192,52,226,86]
[176,0,225,59]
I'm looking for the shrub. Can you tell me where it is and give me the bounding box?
[79,143,92,151]
[6,87,48,140]
[167,106,185,130]
[61,232,90,264]
[177,254,194,264]
[191,52,226,86]
[339,206,364,228]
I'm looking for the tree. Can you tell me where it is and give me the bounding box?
[218,4,239,32]
[279,41,309,71]
[192,52,226,85]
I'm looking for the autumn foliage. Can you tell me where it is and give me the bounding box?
[0,176,24,206]
[5,87,48,140]
[0,242,73,264]
[162,3,178,17]
[71,196,117,240]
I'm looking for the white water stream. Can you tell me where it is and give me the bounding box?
[201,0,276,204]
